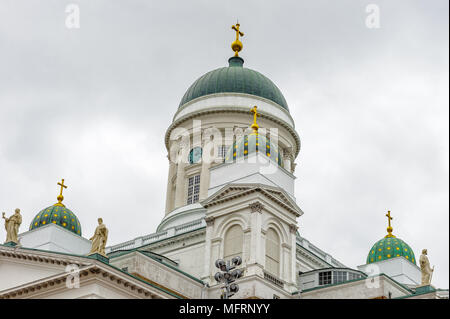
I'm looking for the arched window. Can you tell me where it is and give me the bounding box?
[224,225,243,260]
[265,228,280,276]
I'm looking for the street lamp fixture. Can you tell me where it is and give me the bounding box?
[214,256,244,299]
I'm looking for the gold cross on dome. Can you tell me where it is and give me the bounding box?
[231,22,244,56]
[250,106,260,133]
[55,179,68,207]
[58,179,67,196]
[386,210,393,228]
[232,23,244,41]
[385,210,395,238]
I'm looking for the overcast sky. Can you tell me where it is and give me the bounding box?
[0,0,448,289]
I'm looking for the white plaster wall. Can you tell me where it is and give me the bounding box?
[209,153,295,199]
[0,258,65,291]
[358,257,421,286]
[299,272,316,290]
[301,276,409,299]
[110,252,204,298]
[150,241,206,280]
[18,224,92,255]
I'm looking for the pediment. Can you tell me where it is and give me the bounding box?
[207,185,254,202]
[202,183,302,217]
[0,256,67,291]
[262,188,296,208]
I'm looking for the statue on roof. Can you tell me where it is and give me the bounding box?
[88,218,108,257]
[2,208,22,244]
[419,249,434,286]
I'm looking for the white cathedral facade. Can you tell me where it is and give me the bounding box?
[0,26,447,299]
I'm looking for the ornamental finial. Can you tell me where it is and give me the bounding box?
[231,22,244,57]
[250,106,260,133]
[385,210,395,238]
[55,179,68,207]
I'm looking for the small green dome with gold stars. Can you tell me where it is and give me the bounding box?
[224,133,283,166]
[366,236,416,265]
[224,106,283,166]
[366,210,416,265]
[29,205,82,236]
[29,179,82,236]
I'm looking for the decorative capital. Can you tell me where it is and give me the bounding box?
[205,216,215,226]
[291,162,297,173]
[249,202,264,213]
[289,224,298,234]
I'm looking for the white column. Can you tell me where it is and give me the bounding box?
[164,156,176,215]
[202,217,214,282]
[283,149,292,172]
[199,160,211,201]
[280,243,292,282]
[210,238,221,281]
[174,158,186,208]
[289,224,298,287]
[248,202,264,277]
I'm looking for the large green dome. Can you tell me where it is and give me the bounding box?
[29,205,82,236]
[366,236,416,265]
[179,56,289,111]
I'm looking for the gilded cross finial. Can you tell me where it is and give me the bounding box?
[385,210,395,238]
[250,106,260,133]
[55,179,68,207]
[231,22,244,57]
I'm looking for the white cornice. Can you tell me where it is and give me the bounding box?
[165,107,301,159]
[0,246,178,299]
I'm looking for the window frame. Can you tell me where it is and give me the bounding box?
[318,271,332,286]
[186,174,201,204]
[265,228,281,277]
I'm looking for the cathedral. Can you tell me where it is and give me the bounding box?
[0,24,447,299]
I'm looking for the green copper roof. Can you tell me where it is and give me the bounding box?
[179,56,289,111]
[29,205,82,236]
[225,132,283,166]
[366,236,416,265]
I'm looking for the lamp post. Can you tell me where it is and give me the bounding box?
[214,256,244,299]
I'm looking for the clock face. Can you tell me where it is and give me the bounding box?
[189,147,202,164]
